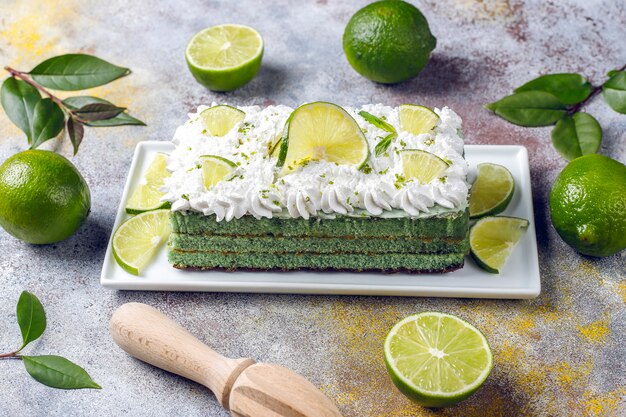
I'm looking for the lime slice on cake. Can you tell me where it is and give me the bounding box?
[125,153,170,214]
[112,209,171,275]
[384,312,493,408]
[200,105,245,136]
[470,216,529,273]
[399,105,440,134]
[469,163,515,219]
[277,102,369,173]
[185,24,264,92]
[401,149,449,184]
[199,155,236,189]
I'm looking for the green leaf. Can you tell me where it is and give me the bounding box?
[375,132,397,157]
[358,110,397,133]
[74,103,125,121]
[16,291,46,351]
[22,355,101,390]
[1,77,41,143]
[63,96,145,126]
[30,54,130,91]
[603,71,626,114]
[485,91,567,127]
[514,73,591,105]
[551,113,602,161]
[30,98,65,149]
[67,117,85,155]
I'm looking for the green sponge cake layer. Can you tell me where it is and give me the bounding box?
[169,250,465,273]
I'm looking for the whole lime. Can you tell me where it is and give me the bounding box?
[550,154,626,257]
[0,150,91,244]
[343,0,436,84]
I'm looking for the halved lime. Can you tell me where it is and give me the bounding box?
[469,163,515,219]
[384,312,493,408]
[199,155,236,189]
[401,149,449,184]
[399,105,440,134]
[112,209,171,275]
[277,102,369,173]
[125,153,170,214]
[185,24,263,92]
[470,216,529,273]
[200,105,245,137]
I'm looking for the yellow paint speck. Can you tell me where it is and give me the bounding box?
[577,318,610,344]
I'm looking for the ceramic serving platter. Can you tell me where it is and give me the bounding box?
[100,141,540,298]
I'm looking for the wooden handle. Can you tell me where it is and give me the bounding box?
[109,302,255,410]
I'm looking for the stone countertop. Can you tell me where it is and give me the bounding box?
[0,1,624,416]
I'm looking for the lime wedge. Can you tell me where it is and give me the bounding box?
[469,163,515,219]
[125,153,170,214]
[112,210,171,275]
[199,155,236,189]
[399,105,440,134]
[200,105,245,137]
[384,312,493,408]
[277,102,369,173]
[185,24,263,92]
[470,216,529,273]
[400,149,449,184]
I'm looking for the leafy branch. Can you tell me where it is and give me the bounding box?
[1,54,145,155]
[0,291,101,390]
[485,64,626,161]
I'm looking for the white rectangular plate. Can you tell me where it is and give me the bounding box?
[101,141,540,298]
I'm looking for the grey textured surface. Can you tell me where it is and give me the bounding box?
[0,1,625,416]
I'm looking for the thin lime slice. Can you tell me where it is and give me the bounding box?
[185,24,264,92]
[277,102,369,173]
[199,155,236,189]
[399,105,440,134]
[470,216,529,273]
[469,163,515,219]
[112,209,171,275]
[384,312,493,408]
[269,137,282,158]
[125,153,170,214]
[401,149,449,184]
[200,105,245,137]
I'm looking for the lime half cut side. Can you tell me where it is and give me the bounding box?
[401,149,449,184]
[399,105,440,135]
[277,102,369,174]
[185,24,264,92]
[112,209,171,276]
[470,216,529,273]
[125,153,170,214]
[384,312,493,408]
[469,163,515,219]
[200,105,245,137]
[199,155,236,190]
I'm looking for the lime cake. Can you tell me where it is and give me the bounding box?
[162,102,469,272]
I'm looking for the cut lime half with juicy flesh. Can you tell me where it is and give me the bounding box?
[401,149,449,184]
[470,216,529,273]
[200,105,245,137]
[112,209,171,275]
[384,312,493,408]
[469,163,515,219]
[199,155,236,189]
[277,102,369,174]
[125,153,170,214]
[399,105,440,134]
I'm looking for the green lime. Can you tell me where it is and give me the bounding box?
[185,24,263,92]
[0,150,90,244]
[550,154,626,257]
[277,102,369,174]
[470,216,529,273]
[126,153,171,214]
[384,312,493,408]
[469,163,515,219]
[200,105,245,137]
[199,155,236,189]
[400,149,448,184]
[399,105,440,135]
[343,0,436,84]
[112,209,171,275]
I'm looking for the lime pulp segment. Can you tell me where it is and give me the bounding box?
[125,153,170,214]
[470,216,529,273]
[399,105,440,135]
[200,105,245,137]
[401,149,449,184]
[199,155,236,189]
[469,163,515,219]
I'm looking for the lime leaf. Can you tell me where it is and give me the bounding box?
[74,103,125,122]
[23,355,101,389]
[514,73,591,105]
[603,71,626,114]
[375,132,397,157]
[358,110,396,133]
[0,77,41,143]
[66,117,85,155]
[30,98,65,149]
[485,91,567,126]
[63,96,145,127]
[16,291,46,351]
[551,113,602,161]
[30,54,130,91]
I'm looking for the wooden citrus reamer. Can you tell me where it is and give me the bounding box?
[110,302,342,417]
